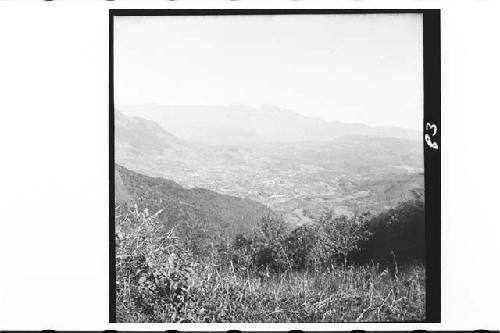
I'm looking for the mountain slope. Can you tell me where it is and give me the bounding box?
[115,109,198,178]
[115,109,185,155]
[118,104,421,145]
[115,164,273,252]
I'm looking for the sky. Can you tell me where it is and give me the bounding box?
[114,14,423,130]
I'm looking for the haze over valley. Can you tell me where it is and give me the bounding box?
[115,106,423,226]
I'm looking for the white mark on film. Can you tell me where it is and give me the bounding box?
[425,122,439,150]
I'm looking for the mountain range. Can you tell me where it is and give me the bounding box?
[117,104,421,145]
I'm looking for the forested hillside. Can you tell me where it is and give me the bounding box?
[116,164,273,253]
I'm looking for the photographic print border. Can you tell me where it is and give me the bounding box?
[109,9,441,324]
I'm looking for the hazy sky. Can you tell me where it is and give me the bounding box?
[115,14,423,130]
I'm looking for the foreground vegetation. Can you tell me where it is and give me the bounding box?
[116,200,425,322]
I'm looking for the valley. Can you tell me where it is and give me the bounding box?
[115,109,424,226]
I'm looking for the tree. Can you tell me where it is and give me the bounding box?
[284,223,319,270]
[251,215,291,272]
[313,211,372,267]
[356,199,425,268]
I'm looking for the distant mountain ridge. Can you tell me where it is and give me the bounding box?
[118,104,421,145]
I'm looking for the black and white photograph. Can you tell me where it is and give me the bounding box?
[111,10,440,323]
[6,0,500,330]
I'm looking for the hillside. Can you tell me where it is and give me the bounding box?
[116,109,200,176]
[118,104,421,145]
[115,109,185,155]
[115,164,273,253]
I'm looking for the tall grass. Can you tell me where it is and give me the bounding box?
[115,205,425,323]
[182,264,425,323]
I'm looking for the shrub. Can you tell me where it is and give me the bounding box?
[284,223,319,270]
[116,207,197,322]
[229,234,254,271]
[356,199,425,266]
[312,212,372,267]
[251,215,292,272]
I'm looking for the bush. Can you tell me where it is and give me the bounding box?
[356,199,425,267]
[229,234,254,271]
[311,212,372,267]
[251,215,292,272]
[116,207,198,322]
[284,223,320,270]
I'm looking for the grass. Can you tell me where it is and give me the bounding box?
[193,265,425,323]
[117,259,425,323]
[115,207,425,323]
